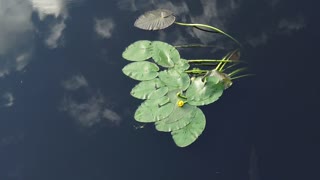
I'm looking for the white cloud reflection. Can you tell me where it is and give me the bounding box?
[61,74,122,127]
[0,92,15,107]
[94,18,115,39]
[62,75,88,91]
[0,0,34,77]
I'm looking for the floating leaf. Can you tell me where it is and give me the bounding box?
[174,58,190,72]
[122,61,159,81]
[122,40,152,61]
[159,69,190,91]
[134,9,176,30]
[171,108,206,147]
[134,96,174,122]
[186,76,224,106]
[151,41,180,68]
[130,78,168,100]
[155,90,197,132]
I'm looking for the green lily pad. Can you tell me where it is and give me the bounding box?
[171,108,206,147]
[134,9,176,30]
[159,69,190,91]
[122,61,159,81]
[186,76,224,106]
[151,41,180,68]
[122,40,152,61]
[130,78,168,100]
[155,90,197,132]
[174,58,190,72]
[134,96,174,122]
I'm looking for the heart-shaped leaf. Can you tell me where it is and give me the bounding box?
[134,96,174,122]
[159,69,190,91]
[134,9,176,30]
[186,76,224,106]
[122,40,152,61]
[151,41,180,68]
[122,61,159,81]
[130,78,168,100]
[171,108,206,147]
[155,90,197,132]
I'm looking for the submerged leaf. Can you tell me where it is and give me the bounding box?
[130,78,168,100]
[122,61,159,81]
[122,40,152,61]
[134,9,176,30]
[171,108,206,147]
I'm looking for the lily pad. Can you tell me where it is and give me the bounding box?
[186,76,224,106]
[122,40,152,61]
[122,61,159,81]
[134,96,174,122]
[134,9,176,30]
[171,108,206,147]
[174,58,190,72]
[151,41,180,68]
[130,78,168,100]
[155,90,197,132]
[158,69,190,91]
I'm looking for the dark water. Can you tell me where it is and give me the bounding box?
[0,0,319,180]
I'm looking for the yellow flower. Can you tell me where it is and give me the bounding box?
[177,100,185,107]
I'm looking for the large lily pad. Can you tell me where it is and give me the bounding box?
[186,76,224,106]
[130,78,168,100]
[171,108,206,147]
[151,41,180,68]
[134,9,176,30]
[158,69,190,91]
[122,40,152,61]
[122,61,159,81]
[155,90,197,132]
[134,96,174,122]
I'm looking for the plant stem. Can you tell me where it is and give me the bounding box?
[231,74,255,80]
[174,22,241,46]
[228,67,248,77]
[174,44,223,49]
[188,59,240,63]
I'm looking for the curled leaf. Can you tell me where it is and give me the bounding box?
[134,9,176,30]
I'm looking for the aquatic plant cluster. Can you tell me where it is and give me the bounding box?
[122,9,250,147]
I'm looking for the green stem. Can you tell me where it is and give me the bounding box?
[184,69,209,74]
[221,63,240,72]
[188,59,240,63]
[174,44,223,49]
[231,74,255,80]
[228,67,248,77]
[174,22,241,46]
[176,92,187,99]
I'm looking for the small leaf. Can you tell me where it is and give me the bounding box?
[159,69,190,91]
[151,41,180,68]
[130,78,168,100]
[171,108,206,147]
[134,96,174,122]
[134,9,176,30]
[122,40,152,61]
[186,76,224,106]
[122,61,159,81]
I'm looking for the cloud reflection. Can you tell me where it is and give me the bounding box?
[61,74,122,127]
